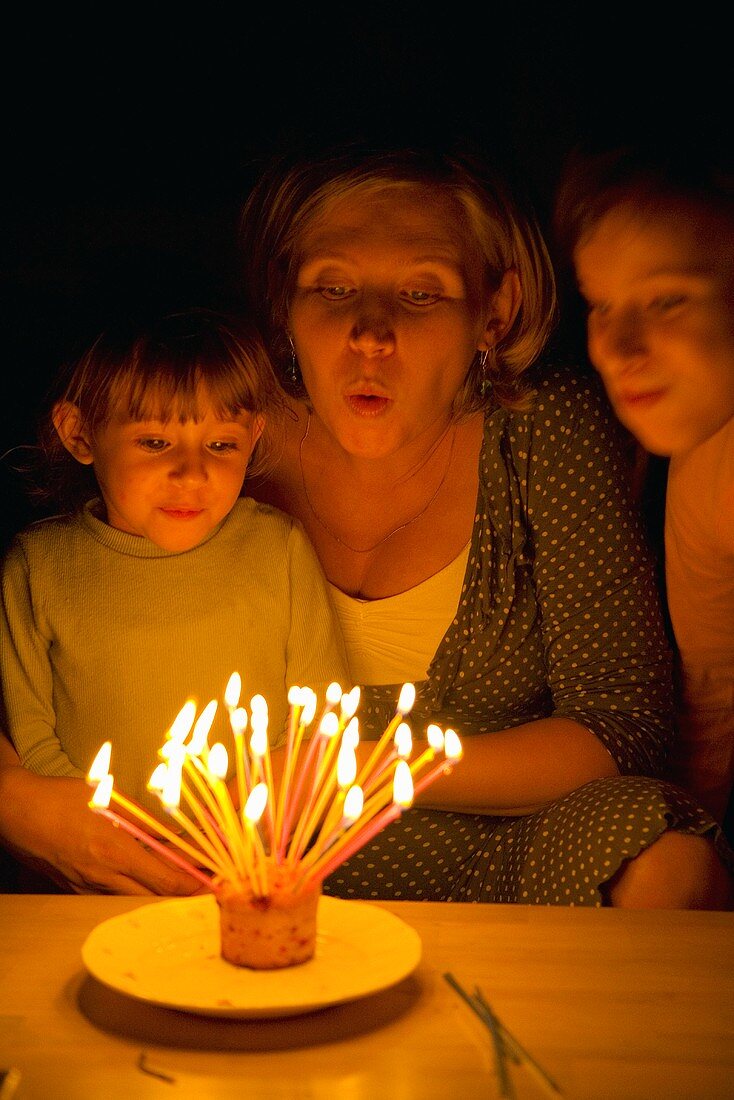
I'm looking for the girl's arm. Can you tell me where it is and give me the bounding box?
[0,731,205,895]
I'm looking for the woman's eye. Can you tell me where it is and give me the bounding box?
[320,285,351,300]
[404,289,440,305]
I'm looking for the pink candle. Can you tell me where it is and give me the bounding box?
[299,797,404,889]
[93,805,213,888]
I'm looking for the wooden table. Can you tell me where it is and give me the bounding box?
[0,895,732,1099]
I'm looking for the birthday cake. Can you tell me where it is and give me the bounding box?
[216,864,320,969]
[87,678,462,972]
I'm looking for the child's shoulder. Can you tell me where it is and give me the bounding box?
[229,496,312,547]
[8,512,79,550]
[232,495,297,529]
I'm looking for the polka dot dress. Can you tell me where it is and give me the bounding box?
[325,365,734,905]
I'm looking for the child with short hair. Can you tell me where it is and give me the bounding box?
[0,307,349,826]
[554,140,734,824]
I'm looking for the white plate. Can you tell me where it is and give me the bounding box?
[81,894,421,1018]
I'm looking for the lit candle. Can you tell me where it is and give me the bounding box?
[355,682,416,789]
[411,728,463,800]
[89,774,211,884]
[226,671,250,811]
[299,760,414,889]
[244,782,270,896]
[89,771,220,880]
[86,676,461,911]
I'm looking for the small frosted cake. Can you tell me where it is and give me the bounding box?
[215,864,320,969]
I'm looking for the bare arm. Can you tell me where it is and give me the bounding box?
[413,716,619,815]
[0,731,206,895]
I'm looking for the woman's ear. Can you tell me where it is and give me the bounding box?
[52,401,94,465]
[479,269,522,349]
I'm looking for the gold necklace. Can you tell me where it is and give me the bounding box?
[299,412,456,554]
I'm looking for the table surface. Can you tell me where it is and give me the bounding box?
[0,894,732,1100]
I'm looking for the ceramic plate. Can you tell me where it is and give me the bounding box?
[81,894,421,1017]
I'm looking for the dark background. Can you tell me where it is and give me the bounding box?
[2,11,730,550]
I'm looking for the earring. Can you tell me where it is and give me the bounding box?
[286,334,300,389]
[477,349,490,398]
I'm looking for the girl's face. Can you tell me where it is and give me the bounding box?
[574,202,734,456]
[64,391,263,551]
[288,185,515,458]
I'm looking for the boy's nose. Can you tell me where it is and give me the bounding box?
[593,309,648,374]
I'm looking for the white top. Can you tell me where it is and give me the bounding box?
[329,542,471,684]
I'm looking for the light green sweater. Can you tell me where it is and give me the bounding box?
[0,497,349,816]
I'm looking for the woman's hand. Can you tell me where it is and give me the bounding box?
[0,751,207,896]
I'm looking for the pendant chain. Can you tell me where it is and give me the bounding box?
[299,412,456,554]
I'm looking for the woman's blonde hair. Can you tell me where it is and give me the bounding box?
[239,141,557,413]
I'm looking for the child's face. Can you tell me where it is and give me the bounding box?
[573,201,734,456]
[82,398,264,551]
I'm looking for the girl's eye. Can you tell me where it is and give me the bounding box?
[139,437,169,452]
[586,300,609,318]
[208,441,239,454]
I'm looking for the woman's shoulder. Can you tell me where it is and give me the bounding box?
[501,358,621,439]
[481,357,633,479]
[527,358,609,408]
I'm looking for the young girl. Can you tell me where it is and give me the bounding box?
[554,140,734,827]
[0,307,348,839]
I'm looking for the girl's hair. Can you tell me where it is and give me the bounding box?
[239,140,557,413]
[32,307,285,512]
[553,138,734,263]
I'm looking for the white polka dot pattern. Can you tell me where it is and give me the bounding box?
[331,365,732,904]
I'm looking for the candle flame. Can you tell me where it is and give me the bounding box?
[444,728,462,760]
[301,688,317,725]
[167,699,197,743]
[88,741,112,783]
[244,781,268,823]
[342,716,359,750]
[230,706,248,736]
[319,711,340,738]
[394,722,412,757]
[250,694,268,724]
[326,681,343,705]
[188,699,218,755]
[336,743,357,787]
[287,685,304,706]
[397,682,416,715]
[161,755,184,809]
[427,723,445,750]
[250,724,268,759]
[90,772,113,808]
[343,785,364,822]
[207,742,228,779]
[224,671,242,710]
[148,762,167,791]
[340,685,361,719]
[393,759,414,807]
